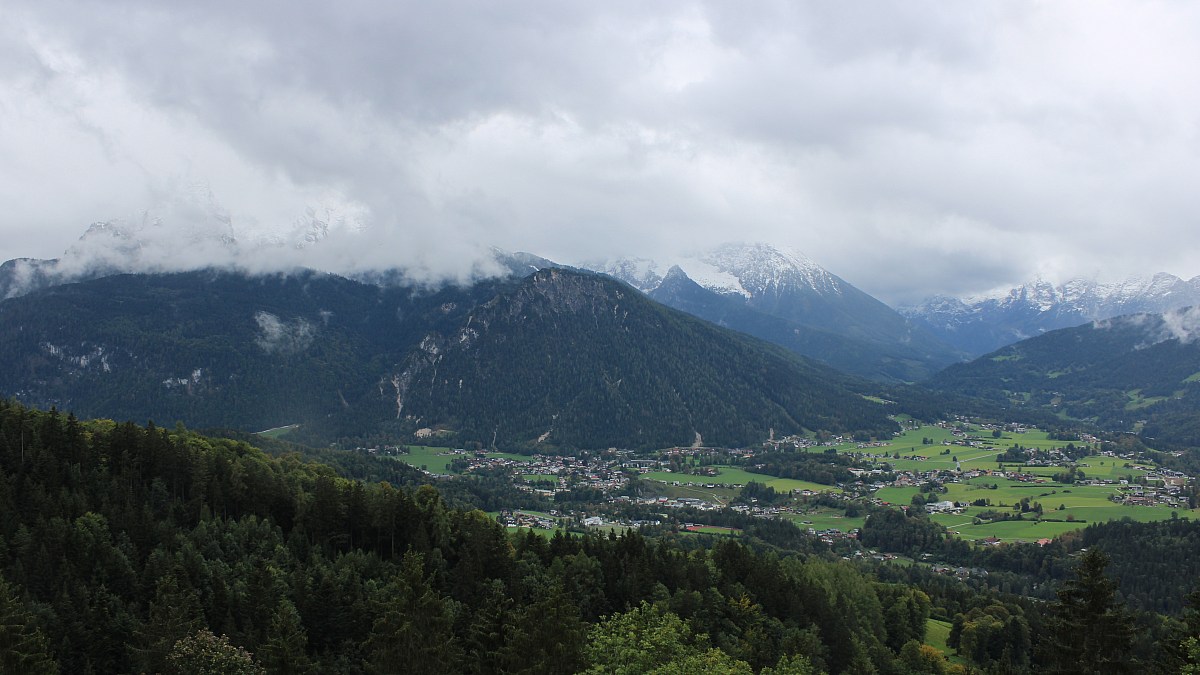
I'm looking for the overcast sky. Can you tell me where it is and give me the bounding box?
[3,1,1199,305]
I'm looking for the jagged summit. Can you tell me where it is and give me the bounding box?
[904,272,1200,357]
[700,242,840,297]
[592,242,840,300]
[586,242,961,382]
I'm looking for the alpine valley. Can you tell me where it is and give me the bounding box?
[6,230,1200,674]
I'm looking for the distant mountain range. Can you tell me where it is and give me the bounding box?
[0,267,901,450]
[0,234,966,382]
[902,274,1200,357]
[585,243,964,382]
[11,216,1200,391]
[927,307,1200,448]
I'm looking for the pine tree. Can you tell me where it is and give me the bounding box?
[259,598,314,674]
[131,573,205,674]
[0,576,58,675]
[501,580,586,675]
[1040,549,1135,673]
[364,552,462,674]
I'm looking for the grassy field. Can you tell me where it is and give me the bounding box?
[642,480,738,505]
[393,446,461,473]
[925,484,1185,543]
[784,508,866,533]
[924,619,963,664]
[808,425,1013,472]
[880,472,1189,542]
[489,452,539,462]
[645,466,840,494]
[684,525,742,535]
[255,424,299,439]
[393,446,536,474]
[828,425,1092,466]
[874,486,922,506]
[858,424,1191,542]
[931,515,1085,542]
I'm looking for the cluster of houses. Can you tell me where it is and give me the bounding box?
[431,449,633,495]
[379,419,1195,554]
[1112,481,1188,508]
[929,564,991,578]
[625,495,720,511]
[805,526,861,546]
[762,434,844,451]
[497,510,558,530]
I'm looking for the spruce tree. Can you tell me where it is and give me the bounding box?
[364,552,462,674]
[259,599,314,675]
[0,576,58,675]
[1040,549,1135,673]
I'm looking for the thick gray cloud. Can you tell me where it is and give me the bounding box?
[2,1,1199,303]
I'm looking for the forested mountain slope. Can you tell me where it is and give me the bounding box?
[0,268,898,450]
[387,268,898,449]
[926,309,1200,447]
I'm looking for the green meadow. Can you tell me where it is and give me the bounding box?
[930,517,1091,543]
[684,525,742,536]
[645,466,841,494]
[862,425,1189,542]
[642,480,737,505]
[913,479,1187,542]
[394,445,459,473]
[924,619,963,664]
[255,423,300,439]
[784,508,866,533]
[393,445,536,473]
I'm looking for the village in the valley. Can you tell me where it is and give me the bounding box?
[370,419,1196,558]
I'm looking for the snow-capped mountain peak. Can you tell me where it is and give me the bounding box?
[598,256,665,293]
[592,242,841,300]
[903,272,1200,356]
[699,242,840,297]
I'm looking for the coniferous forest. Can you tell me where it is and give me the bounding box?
[2,399,1197,674]
[0,269,902,451]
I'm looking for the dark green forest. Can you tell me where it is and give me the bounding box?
[0,269,905,452]
[1,400,1195,673]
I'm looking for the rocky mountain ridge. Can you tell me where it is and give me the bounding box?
[589,243,962,382]
[903,273,1200,357]
[0,267,900,449]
